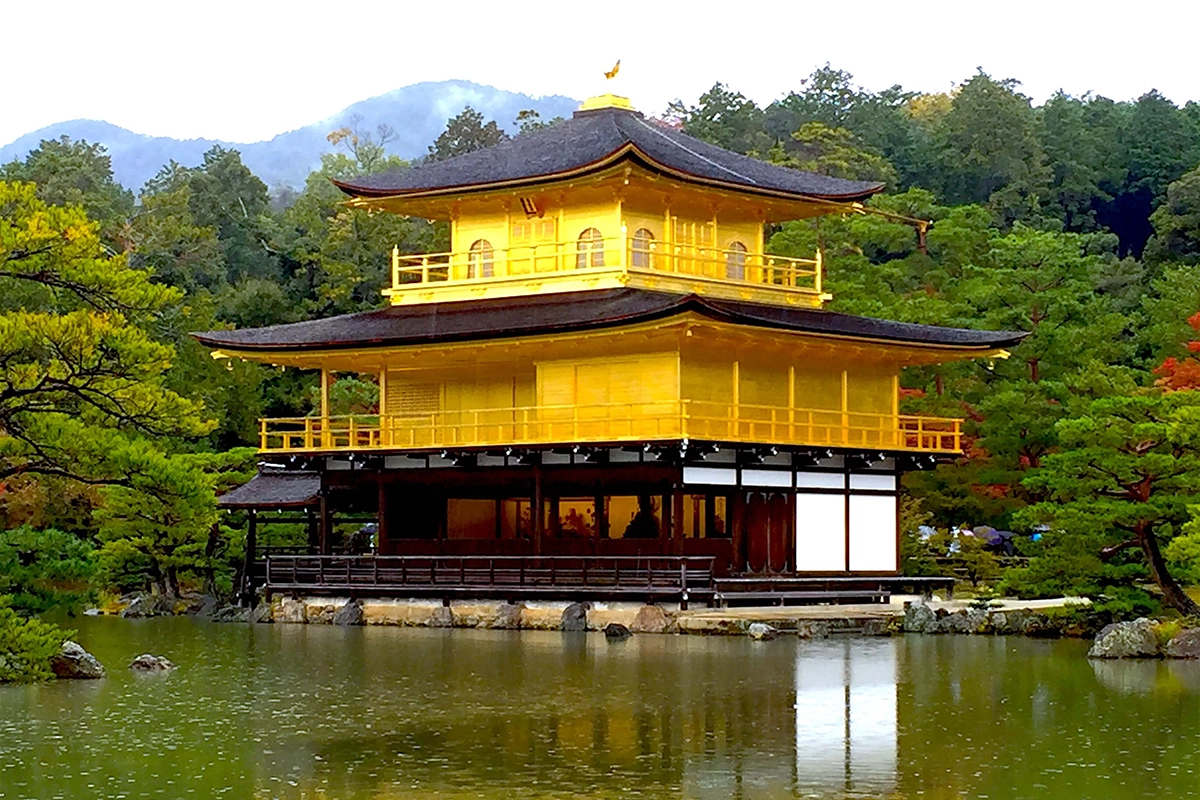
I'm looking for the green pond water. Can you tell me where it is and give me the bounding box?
[0,618,1197,799]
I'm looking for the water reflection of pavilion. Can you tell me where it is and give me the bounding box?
[288,632,899,799]
[794,639,898,796]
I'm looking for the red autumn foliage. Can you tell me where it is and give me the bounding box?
[1155,311,1200,391]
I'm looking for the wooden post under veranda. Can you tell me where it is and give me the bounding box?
[241,509,258,605]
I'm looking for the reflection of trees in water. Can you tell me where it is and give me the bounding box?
[289,634,800,799]
[897,637,1200,800]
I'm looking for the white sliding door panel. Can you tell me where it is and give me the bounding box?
[795,493,845,572]
[848,494,898,572]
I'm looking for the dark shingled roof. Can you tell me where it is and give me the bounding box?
[217,472,320,509]
[332,106,884,202]
[194,289,1026,352]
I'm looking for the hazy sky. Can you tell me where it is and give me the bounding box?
[4,0,1198,147]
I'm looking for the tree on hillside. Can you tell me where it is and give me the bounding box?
[1099,90,1200,256]
[185,146,279,284]
[0,136,134,247]
[1144,164,1200,268]
[427,107,508,162]
[514,109,564,134]
[669,83,772,155]
[1017,391,1200,615]
[326,116,398,174]
[0,180,208,486]
[765,66,860,134]
[938,73,1050,224]
[773,122,897,184]
[1038,92,1125,232]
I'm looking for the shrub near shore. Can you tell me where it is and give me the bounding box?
[0,597,72,683]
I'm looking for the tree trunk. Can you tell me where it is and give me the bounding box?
[202,522,221,597]
[165,566,181,600]
[1139,527,1200,615]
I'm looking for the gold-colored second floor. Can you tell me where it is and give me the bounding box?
[256,319,963,456]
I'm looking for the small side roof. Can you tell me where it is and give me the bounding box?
[332,106,884,203]
[194,289,1026,353]
[217,471,321,510]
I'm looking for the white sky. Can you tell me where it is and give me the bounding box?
[3,0,1198,147]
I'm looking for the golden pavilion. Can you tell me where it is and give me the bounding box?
[201,93,1022,605]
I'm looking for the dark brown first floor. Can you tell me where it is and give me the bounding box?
[222,444,951,605]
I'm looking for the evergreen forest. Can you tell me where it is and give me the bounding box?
[4,67,1200,642]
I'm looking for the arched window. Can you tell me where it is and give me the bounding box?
[467,239,494,278]
[630,228,655,268]
[725,241,747,280]
[576,228,605,268]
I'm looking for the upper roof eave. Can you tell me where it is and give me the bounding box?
[333,146,885,207]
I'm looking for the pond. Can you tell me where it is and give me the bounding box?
[1,618,1197,799]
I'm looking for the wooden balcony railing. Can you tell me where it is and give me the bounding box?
[258,402,962,454]
[386,237,823,299]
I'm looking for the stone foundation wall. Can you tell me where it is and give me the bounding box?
[269,597,680,633]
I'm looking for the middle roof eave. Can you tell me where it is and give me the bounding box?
[192,289,1028,354]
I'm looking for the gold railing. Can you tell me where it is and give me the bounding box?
[259,402,961,454]
[388,237,823,295]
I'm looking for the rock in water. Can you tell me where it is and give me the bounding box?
[748,622,778,641]
[129,654,176,672]
[561,602,590,632]
[332,601,364,627]
[903,601,936,633]
[50,641,106,679]
[1088,619,1159,659]
[604,623,633,640]
[1165,628,1200,659]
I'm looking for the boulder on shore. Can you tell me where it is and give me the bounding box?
[50,641,106,679]
[1088,619,1159,659]
[748,622,778,641]
[1164,628,1200,659]
[129,654,176,672]
[903,601,936,633]
[120,594,175,619]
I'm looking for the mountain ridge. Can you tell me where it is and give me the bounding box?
[0,80,580,192]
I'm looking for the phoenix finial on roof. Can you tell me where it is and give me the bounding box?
[604,60,620,80]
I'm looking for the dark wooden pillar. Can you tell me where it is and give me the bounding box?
[731,492,746,574]
[784,492,797,573]
[377,481,388,555]
[595,492,608,539]
[241,509,257,604]
[660,492,672,556]
[704,494,717,540]
[319,493,332,555]
[532,465,544,555]
[671,490,685,555]
[306,507,318,553]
